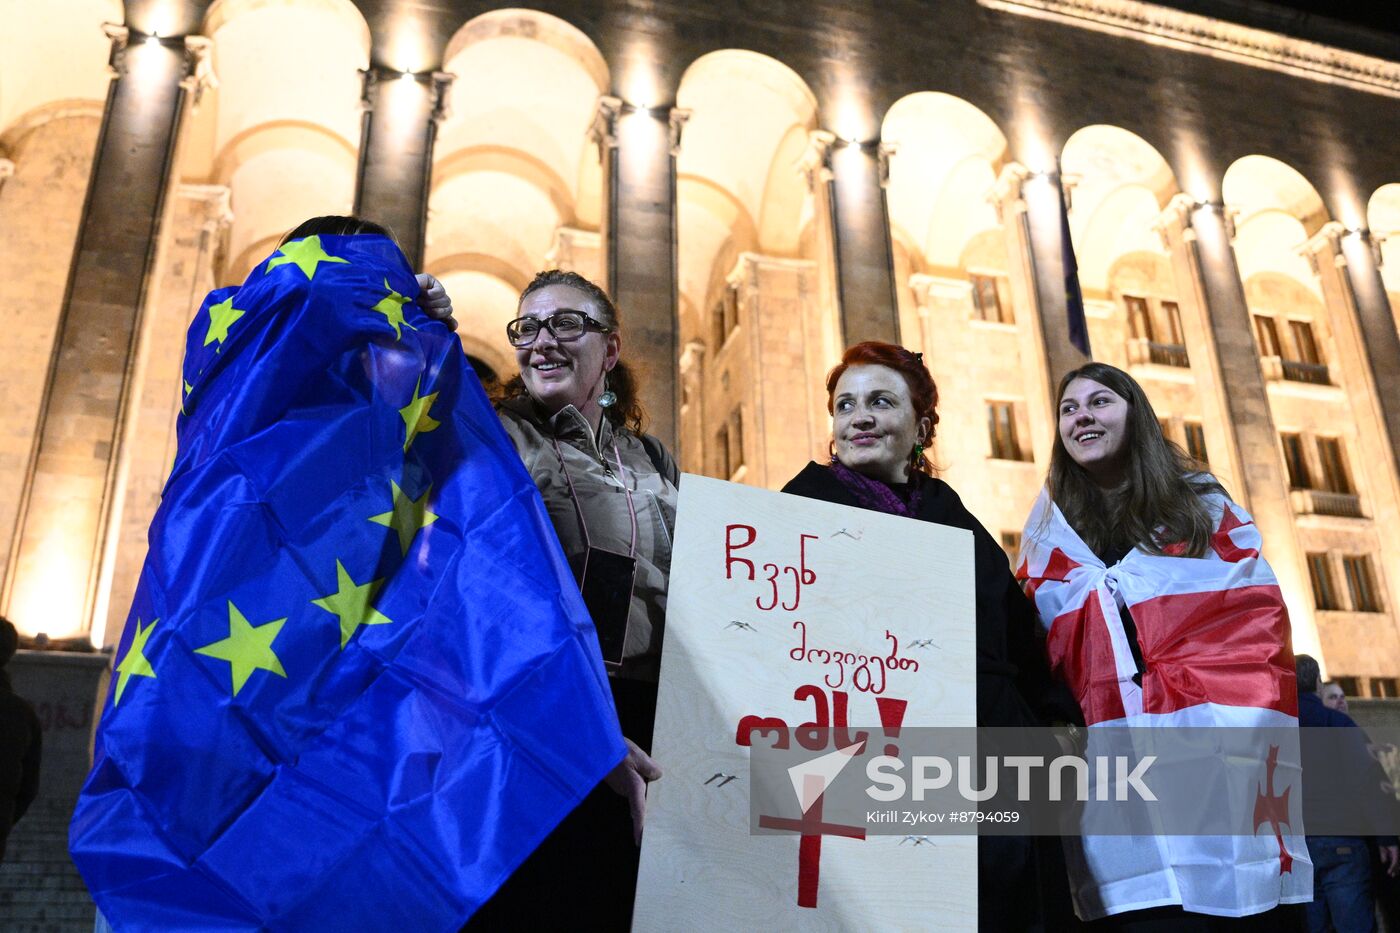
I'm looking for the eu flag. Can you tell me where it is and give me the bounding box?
[69,234,625,931]
[1058,166,1091,357]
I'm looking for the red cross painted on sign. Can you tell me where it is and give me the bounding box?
[757,773,867,908]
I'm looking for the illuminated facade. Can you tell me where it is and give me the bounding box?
[3,0,1400,693]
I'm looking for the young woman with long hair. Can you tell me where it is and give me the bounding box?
[1020,362,1307,929]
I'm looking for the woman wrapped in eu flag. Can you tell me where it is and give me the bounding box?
[271,225,675,927]
[74,215,633,933]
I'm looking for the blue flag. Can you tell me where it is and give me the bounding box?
[1058,168,1091,357]
[69,234,625,931]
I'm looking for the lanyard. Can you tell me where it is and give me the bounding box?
[550,435,639,560]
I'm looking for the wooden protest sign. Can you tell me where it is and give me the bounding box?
[633,474,977,931]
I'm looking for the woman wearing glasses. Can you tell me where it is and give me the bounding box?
[470,269,679,929]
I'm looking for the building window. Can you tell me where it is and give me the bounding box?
[1183,421,1208,465]
[1289,320,1323,366]
[970,273,1014,324]
[727,408,744,478]
[1125,296,1188,367]
[1125,295,1155,341]
[1280,433,1310,489]
[1307,553,1341,610]
[712,284,739,347]
[1371,677,1400,699]
[1334,675,1361,697]
[1162,301,1185,345]
[1254,314,1282,357]
[1315,437,1353,495]
[1000,531,1022,569]
[1342,555,1382,613]
[987,401,1027,461]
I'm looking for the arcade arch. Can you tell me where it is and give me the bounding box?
[0,0,122,589]
[204,0,369,281]
[674,50,837,488]
[427,8,608,383]
[1224,155,1400,680]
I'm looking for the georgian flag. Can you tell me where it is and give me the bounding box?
[1017,482,1311,919]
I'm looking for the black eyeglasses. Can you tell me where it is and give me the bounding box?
[506,310,613,347]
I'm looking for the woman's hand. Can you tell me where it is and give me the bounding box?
[415,273,457,331]
[603,736,663,845]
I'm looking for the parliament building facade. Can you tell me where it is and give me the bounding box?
[4,0,1400,700]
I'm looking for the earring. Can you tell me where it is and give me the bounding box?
[828,439,839,464]
[597,371,617,409]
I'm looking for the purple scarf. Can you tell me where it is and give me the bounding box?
[829,459,923,518]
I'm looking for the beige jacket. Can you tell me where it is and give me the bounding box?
[497,397,679,682]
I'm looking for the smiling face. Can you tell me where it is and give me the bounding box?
[1058,377,1131,487]
[831,364,930,485]
[514,283,620,425]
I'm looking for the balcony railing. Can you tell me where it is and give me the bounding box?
[1148,342,1189,368]
[1127,338,1190,369]
[1260,355,1333,386]
[1290,488,1364,518]
[1281,360,1330,385]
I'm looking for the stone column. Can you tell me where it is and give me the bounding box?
[597,97,684,451]
[353,69,453,271]
[1156,194,1319,658]
[1,28,204,642]
[1304,223,1400,631]
[827,140,899,346]
[990,163,1058,465]
[1318,226,1400,482]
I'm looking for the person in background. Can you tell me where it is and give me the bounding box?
[1322,681,1351,715]
[468,269,678,930]
[1297,654,1399,933]
[1019,361,1307,928]
[0,617,41,864]
[780,340,1076,932]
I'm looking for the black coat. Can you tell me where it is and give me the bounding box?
[781,462,1071,729]
[782,463,1081,931]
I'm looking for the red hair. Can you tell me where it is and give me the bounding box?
[825,341,940,475]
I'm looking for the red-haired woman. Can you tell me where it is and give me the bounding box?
[782,340,1073,931]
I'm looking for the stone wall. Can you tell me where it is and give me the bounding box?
[0,651,107,933]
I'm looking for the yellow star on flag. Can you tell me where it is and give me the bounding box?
[266,235,349,280]
[399,378,440,451]
[204,296,246,348]
[194,601,287,696]
[311,560,393,648]
[369,480,439,556]
[372,278,417,340]
[113,617,158,706]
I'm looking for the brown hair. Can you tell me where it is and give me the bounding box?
[1047,361,1221,557]
[279,215,396,246]
[501,270,646,434]
[825,341,939,477]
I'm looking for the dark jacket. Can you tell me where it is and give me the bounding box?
[0,678,41,862]
[782,462,1079,931]
[782,462,1075,728]
[1298,690,1398,846]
